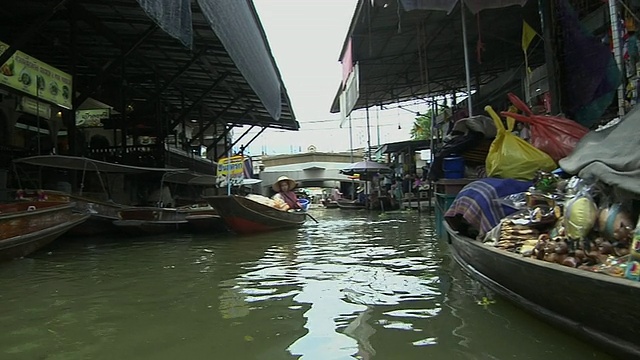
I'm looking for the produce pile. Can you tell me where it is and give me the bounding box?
[245,194,290,211]
[484,172,639,280]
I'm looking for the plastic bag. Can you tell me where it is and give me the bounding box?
[485,105,557,180]
[500,93,589,162]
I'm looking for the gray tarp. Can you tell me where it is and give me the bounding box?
[559,106,640,195]
[136,0,283,121]
[197,0,282,121]
[136,0,193,48]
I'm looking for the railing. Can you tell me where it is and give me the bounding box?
[86,145,215,175]
[86,145,164,168]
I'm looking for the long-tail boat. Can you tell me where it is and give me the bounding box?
[0,201,88,261]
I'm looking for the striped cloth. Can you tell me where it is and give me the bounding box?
[444,178,532,236]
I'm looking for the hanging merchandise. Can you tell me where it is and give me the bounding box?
[500,93,589,162]
[484,105,556,181]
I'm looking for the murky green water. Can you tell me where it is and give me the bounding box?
[0,209,612,360]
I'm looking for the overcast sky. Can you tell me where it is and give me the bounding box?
[239,0,419,156]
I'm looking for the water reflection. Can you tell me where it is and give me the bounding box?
[0,209,614,360]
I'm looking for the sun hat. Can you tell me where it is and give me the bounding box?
[272,175,297,192]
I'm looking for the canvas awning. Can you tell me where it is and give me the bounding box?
[330,0,543,113]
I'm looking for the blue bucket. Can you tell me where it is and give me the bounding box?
[443,156,465,173]
[298,198,310,211]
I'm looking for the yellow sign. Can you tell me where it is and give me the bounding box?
[0,41,73,109]
[216,155,246,187]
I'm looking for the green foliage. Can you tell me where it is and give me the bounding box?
[410,111,432,140]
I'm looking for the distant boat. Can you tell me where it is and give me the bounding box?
[177,204,228,233]
[0,201,88,261]
[113,207,189,236]
[203,195,306,235]
[321,199,339,209]
[336,198,366,210]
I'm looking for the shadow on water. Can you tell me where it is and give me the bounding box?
[0,208,614,360]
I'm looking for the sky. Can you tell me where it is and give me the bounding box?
[238,0,421,156]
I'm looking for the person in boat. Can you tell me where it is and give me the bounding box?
[272,175,302,210]
[330,186,343,201]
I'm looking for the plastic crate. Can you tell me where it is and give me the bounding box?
[435,192,456,239]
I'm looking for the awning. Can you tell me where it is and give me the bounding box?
[331,0,543,113]
[379,139,431,154]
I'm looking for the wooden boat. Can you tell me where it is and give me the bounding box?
[336,198,366,210]
[67,195,126,236]
[37,191,126,236]
[177,204,228,233]
[0,201,89,261]
[444,221,640,359]
[113,207,188,236]
[203,195,306,235]
[13,155,191,236]
[321,199,339,209]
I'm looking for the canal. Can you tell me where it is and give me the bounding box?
[0,209,613,360]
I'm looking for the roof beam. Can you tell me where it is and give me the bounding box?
[168,73,229,130]
[186,94,241,145]
[206,106,254,152]
[0,0,72,66]
[155,47,208,97]
[74,23,158,108]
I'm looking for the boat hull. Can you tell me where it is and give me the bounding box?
[444,221,640,359]
[321,199,339,209]
[115,207,188,236]
[203,195,306,235]
[67,196,124,236]
[336,199,366,210]
[0,201,89,261]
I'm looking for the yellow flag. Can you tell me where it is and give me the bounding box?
[522,21,538,52]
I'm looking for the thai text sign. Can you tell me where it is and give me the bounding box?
[76,108,111,127]
[216,155,245,187]
[0,40,73,109]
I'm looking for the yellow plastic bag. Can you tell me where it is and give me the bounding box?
[484,105,556,180]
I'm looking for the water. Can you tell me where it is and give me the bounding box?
[0,209,613,360]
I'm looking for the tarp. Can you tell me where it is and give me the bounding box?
[197,0,282,121]
[136,0,283,121]
[559,107,640,195]
[135,0,193,48]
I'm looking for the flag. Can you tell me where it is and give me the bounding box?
[522,20,538,52]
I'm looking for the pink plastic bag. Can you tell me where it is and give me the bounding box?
[500,93,589,162]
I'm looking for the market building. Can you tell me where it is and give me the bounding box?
[0,0,299,202]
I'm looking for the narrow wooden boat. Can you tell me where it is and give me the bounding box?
[321,199,339,209]
[39,191,126,236]
[113,207,188,236]
[444,221,640,359]
[177,204,228,233]
[0,201,89,261]
[336,198,366,210]
[67,196,126,236]
[203,195,306,235]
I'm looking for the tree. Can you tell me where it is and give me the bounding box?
[410,111,432,140]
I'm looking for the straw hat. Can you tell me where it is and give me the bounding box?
[272,175,297,192]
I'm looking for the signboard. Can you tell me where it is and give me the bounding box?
[216,155,246,187]
[18,96,51,119]
[339,62,359,127]
[76,108,110,127]
[0,40,73,109]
